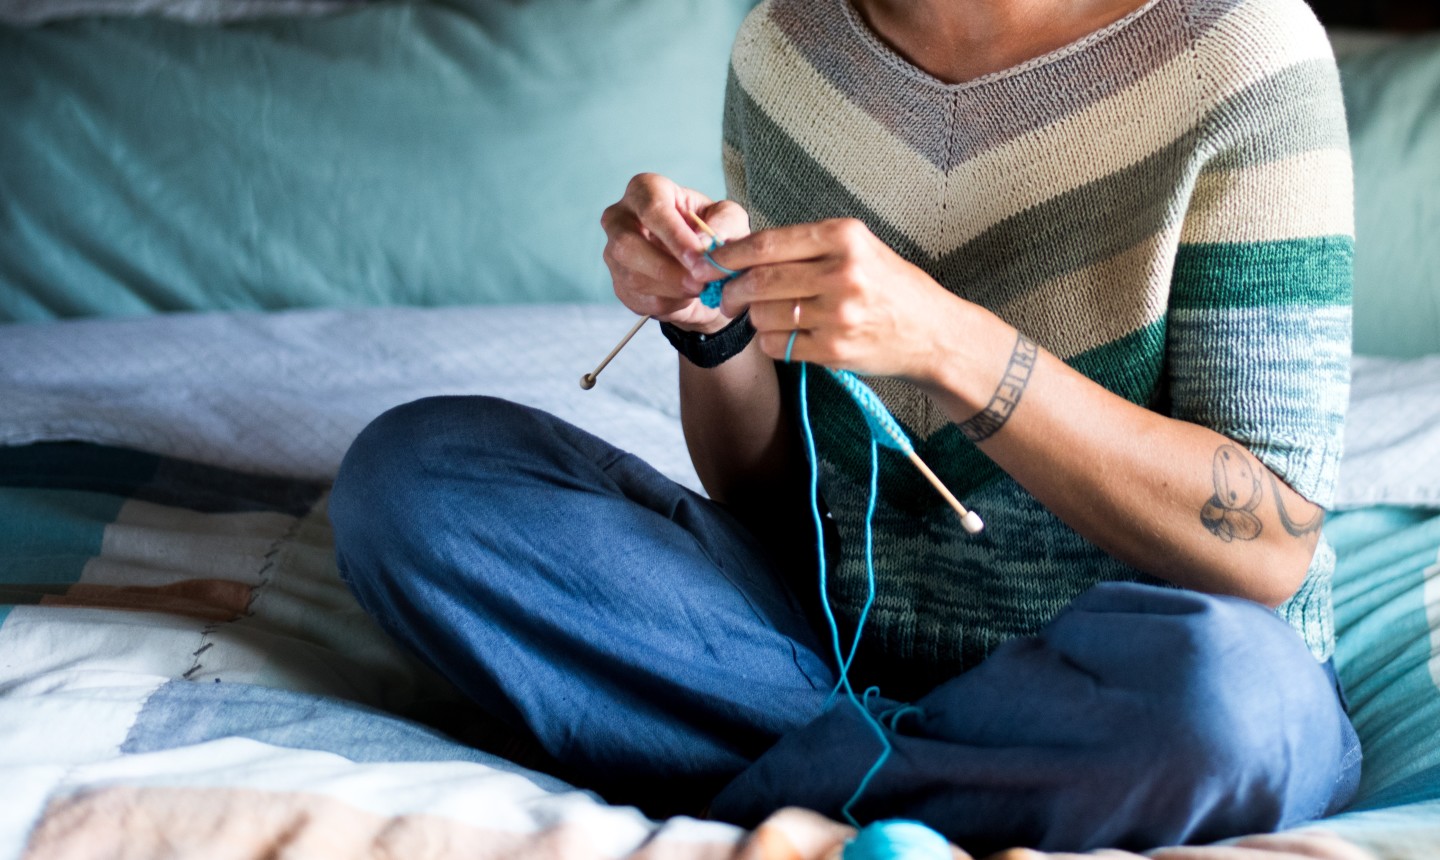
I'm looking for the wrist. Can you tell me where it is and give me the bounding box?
[660,311,756,368]
[666,314,734,337]
[915,301,1022,418]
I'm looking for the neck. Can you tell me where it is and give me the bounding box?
[851,0,1148,84]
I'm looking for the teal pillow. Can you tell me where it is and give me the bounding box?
[0,1,754,319]
[1339,35,1440,358]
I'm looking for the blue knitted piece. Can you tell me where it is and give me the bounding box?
[700,280,726,308]
[825,369,913,455]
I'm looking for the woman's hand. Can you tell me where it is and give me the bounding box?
[710,218,976,383]
[601,173,751,335]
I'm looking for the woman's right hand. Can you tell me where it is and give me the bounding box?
[601,173,750,335]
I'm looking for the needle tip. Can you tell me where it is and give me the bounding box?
[686,210,719,239]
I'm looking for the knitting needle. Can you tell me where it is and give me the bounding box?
[581,212,719,390]
[687,210,720,241]
[908,451,985,533]
[580,314,650,390]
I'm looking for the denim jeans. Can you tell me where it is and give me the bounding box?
[330,395,1361,852]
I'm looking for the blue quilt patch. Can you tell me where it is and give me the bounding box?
[123,679,504,768]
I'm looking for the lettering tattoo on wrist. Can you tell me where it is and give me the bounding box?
[959,332,1038,443]
[1200,444,1325,542]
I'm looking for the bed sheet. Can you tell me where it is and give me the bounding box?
[0,304,699,488]
[3,307,1440,859]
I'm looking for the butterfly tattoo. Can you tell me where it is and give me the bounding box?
[1201,444,1264,542]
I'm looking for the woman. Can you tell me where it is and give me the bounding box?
[330,0,1359,851]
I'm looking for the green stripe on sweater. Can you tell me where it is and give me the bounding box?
[1172,236,1354,309]
[1066,319,1169,406]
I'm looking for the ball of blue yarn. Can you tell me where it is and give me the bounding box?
[842,820,951,860]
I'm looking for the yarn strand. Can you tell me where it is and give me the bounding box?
[686,214,979,834]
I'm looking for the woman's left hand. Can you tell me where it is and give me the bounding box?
[709,218,969,383]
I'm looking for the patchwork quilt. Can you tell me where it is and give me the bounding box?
[0,441,740,859]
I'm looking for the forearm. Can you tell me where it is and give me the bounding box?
[920,307,1324,607]
[679,341,806,512]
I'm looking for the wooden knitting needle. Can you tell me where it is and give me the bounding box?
[581,212,719,390]
[687,210,720,240]
[908,451,985,533]
[580,314,650,390]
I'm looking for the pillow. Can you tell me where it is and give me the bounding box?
[1338,34,1440,359]
[0,0,755,319]
[0,0,360,24]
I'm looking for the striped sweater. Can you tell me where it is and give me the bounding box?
[721,0,1353,685]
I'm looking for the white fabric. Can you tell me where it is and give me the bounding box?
[1335,354,1440,509]
[0,305,701,491]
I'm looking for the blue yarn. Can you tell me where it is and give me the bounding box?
[721,240,926,831]
[842,685,893,826]
[699,237,742,309]
[798,362,906,830]
[843,821,952,860]
[797,361,844,703]
[703,243,742,277]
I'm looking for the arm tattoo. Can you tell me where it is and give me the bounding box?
[1199,446,1325,542]
[959,332,1038,443]
[1267,471,1325,537]
[1201,444,1264,542]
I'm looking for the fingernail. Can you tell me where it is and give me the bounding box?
[681,250,703,270]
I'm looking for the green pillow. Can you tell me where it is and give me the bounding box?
[0,1,754,319]
[1339,34,1440,358]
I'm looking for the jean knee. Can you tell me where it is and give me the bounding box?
[333,398,443,538]
[1125,595,1346,818]
[1058,585,1340,779]
[334,394,531,516]
[331,397,510,579]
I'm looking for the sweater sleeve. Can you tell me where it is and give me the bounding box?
[1165,0,1353,507]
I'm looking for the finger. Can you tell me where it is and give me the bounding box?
[747,296,819,337]
[718,259,830,317]
[757,329,813,364]
[737,808,856,860]
[709,217,866,273]
[624,173,712,267]
[614,271,702,315]
[604,214,702,294]
[617,288,696,320]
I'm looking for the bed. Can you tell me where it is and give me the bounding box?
[2,2,1439,858]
